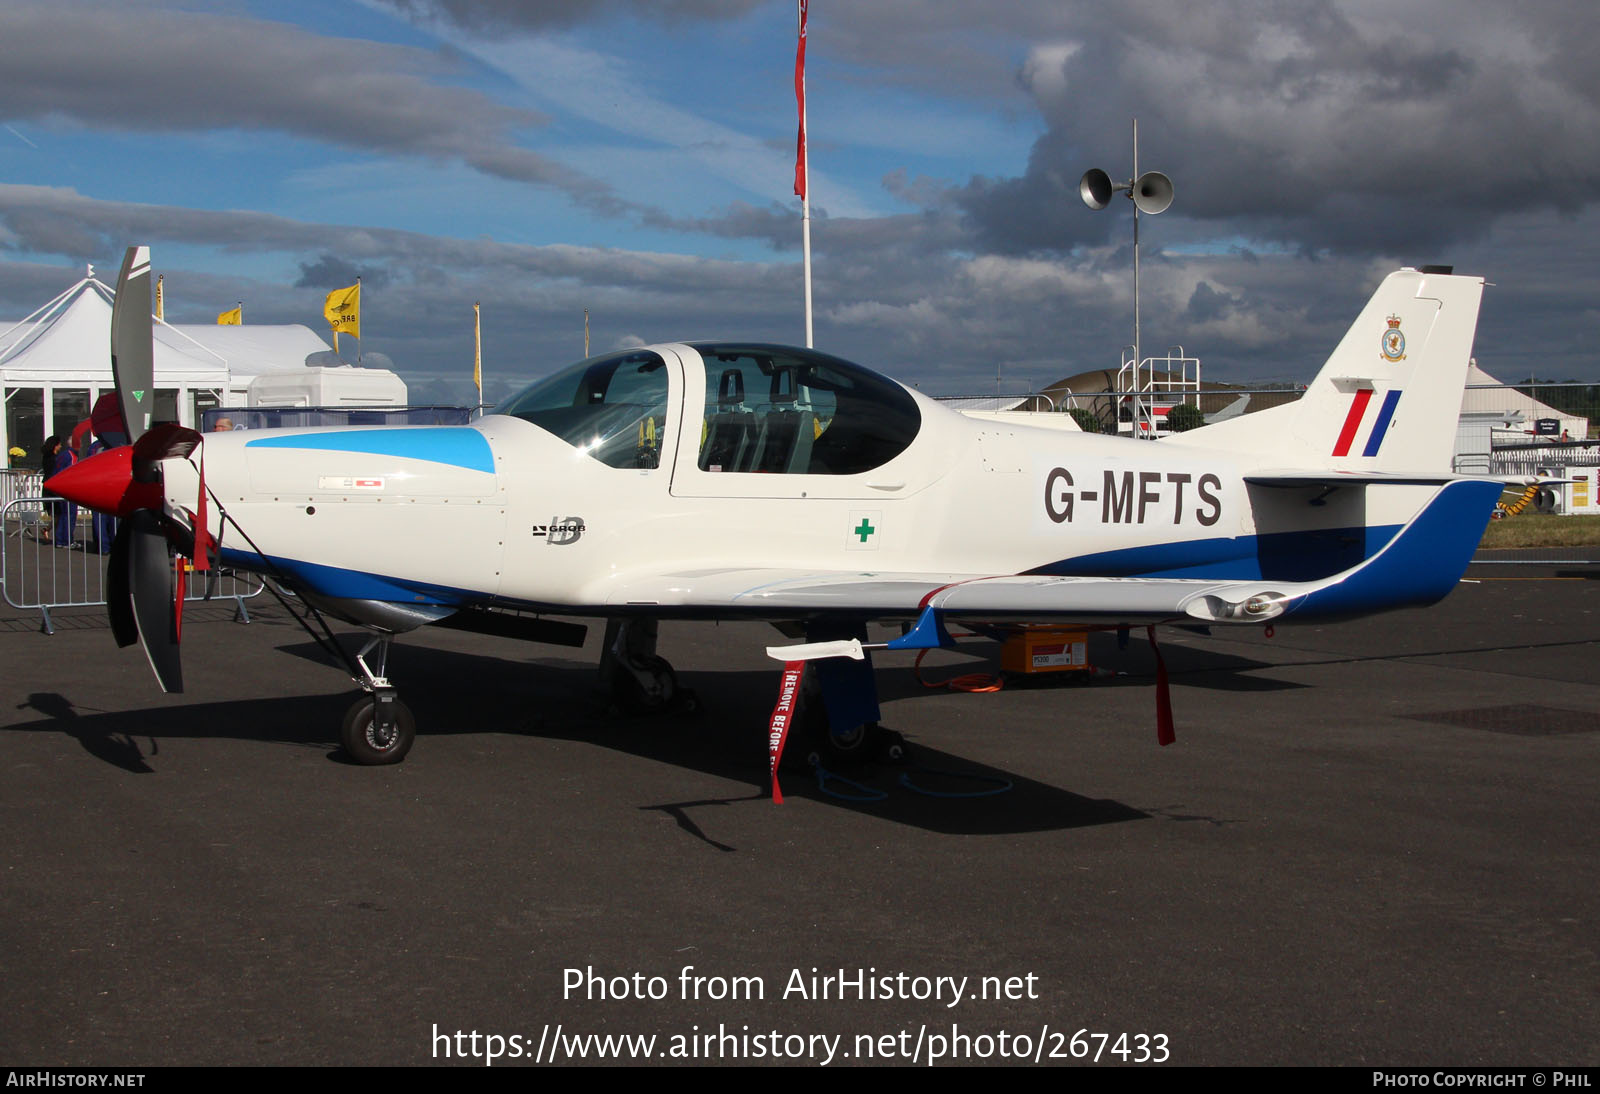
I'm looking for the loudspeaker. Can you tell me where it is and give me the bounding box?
[1131,171,1173,215]
[1079,168,1114,210]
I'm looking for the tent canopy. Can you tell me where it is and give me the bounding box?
[0,276,333,387]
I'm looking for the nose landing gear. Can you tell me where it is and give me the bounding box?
[340,634,416,765]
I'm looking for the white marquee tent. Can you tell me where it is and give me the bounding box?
[1,272,383,464]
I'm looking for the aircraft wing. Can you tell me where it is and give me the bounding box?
[599,477,1500,633]
[1244,469,1539,487]
[602,567,1301,625]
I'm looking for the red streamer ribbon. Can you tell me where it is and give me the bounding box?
[767,661,806,802]
[1147,625,1175,746]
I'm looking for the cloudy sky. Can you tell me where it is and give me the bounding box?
[1,0,1596,403]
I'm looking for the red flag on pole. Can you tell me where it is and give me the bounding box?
[793,0,808,201]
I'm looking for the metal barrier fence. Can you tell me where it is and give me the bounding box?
[1,497,263,633]
[1,469,43,508]
[1484,440,1600,478]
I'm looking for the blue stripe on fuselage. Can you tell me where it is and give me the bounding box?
[1026,523,1403,581]
[244,428,494,473]
[217,547,475,605]
[1025,481,1499,616]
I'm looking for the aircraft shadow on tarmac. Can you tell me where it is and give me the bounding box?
[12,688,348,775]
[5,632,1184,837]
[345,638,1154,837]
[3,621,1323,839]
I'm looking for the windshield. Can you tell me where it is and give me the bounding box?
[498,349,669,469]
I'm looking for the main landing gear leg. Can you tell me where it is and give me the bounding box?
[797,626,908,769]
[341,634,416,765]
[599,618,698,716]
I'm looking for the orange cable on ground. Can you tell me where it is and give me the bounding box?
[913,647,1003,692]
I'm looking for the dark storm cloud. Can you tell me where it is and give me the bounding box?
[0,185,796,307]
[295,255,393,291]
[1184,280,1242,324]
[955,0,1600,256]
[3,183,1595,392]
[0,1,636,217]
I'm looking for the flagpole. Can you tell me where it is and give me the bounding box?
[802,171,813,349]
[796,0,813,348]
[355,277,362,363]
[473,302,483,409]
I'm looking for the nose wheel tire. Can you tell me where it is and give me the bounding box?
[341,694,416,765]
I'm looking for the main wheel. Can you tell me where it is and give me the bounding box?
[609,654,678,715]
[341,694,416,765]
[804,721,911,768]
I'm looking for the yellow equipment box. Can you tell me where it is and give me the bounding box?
[1001,628,1090,674]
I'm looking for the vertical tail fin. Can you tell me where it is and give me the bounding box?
[1170,268,1485,472]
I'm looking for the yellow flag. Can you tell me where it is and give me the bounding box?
[217,306,241,326]
[324,282,360,338]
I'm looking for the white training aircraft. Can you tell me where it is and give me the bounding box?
[49,247,1502,772]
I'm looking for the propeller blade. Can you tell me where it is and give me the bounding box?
[105,518,138,649]
[127,509,183,694]
[111,246,155,443]
[130,423,200,466]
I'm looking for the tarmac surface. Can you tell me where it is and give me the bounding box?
[1,564,1597,1066]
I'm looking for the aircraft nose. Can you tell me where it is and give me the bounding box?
[44,446,163,516]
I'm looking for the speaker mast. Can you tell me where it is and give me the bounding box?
[1081,120,1174,439]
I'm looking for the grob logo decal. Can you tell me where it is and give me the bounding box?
[532,516,586,545]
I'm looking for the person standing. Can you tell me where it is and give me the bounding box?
[87,392,130,553]
[41,436,77,548]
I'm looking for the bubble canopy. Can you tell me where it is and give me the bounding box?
[497,342,921,475]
